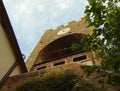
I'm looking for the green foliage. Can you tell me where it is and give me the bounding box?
[72,78,105,91]
[71,43,81,51]
[16,70,107,91]
[80,65,99,76]
[84,0,120,71]
[16,71,77,91]
[108,74,120,85]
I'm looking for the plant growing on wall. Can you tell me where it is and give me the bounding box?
[16,70,105,91]
[16,71,77,91]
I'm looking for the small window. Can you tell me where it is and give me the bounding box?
[54,61,65,66]
[73,55,87,62]
[36,66,46,70]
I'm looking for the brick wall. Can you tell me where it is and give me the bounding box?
[0,63,83,91]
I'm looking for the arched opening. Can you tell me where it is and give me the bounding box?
[35,33,85,65]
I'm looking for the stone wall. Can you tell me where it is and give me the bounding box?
[0,63,83,91]
[26,17,94,71]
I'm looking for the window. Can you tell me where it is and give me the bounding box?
[54,61,65,66]
[36,66,46,70]
[73,55,87,62]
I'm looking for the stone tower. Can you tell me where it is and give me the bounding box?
[26,17,94,71]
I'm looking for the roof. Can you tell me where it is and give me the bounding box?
[0,0,27,72]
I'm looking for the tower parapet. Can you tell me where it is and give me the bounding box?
[56,25,64,30]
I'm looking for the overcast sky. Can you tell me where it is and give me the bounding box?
[3,0,88,61]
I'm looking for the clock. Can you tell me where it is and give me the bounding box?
[57,28,71,35]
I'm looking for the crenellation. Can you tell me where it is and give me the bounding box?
[44,17,88,33]
[46,29,53,32]
[56,25,64,30]
[68,20,76,25]
[80,17,86,22]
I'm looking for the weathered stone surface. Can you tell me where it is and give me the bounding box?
[26,17,94,71]
[0,63,83,91]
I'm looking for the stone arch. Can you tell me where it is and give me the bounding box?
[35,33,85,65]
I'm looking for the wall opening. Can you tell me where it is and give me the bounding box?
[36,66,46,70]
[35,33,85,64]
[54,61,65,66]
[73,55,87,62]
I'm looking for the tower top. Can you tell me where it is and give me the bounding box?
[26,17,94,71]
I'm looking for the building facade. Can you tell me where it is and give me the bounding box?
[0,0,27,87]
[26,17,95,71]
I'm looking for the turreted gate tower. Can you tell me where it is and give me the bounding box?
[26,17,94,71]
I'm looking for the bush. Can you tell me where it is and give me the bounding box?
[16,71,77,91]
[72,78,105,91]
[80,65,99,76]
[98,79,104,84]
[16,70,107,91]
[108,74,120,85]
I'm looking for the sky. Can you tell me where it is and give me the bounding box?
[3,0,88,61]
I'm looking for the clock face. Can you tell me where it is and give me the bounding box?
[57,28,71,35]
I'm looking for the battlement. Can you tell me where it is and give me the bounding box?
[68,20,76,25]
[42,17,87,33]
[46,29,53,31]
[50,17,88,31]
[56,25,64,29]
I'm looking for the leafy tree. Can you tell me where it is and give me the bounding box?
[84,0,120,71]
